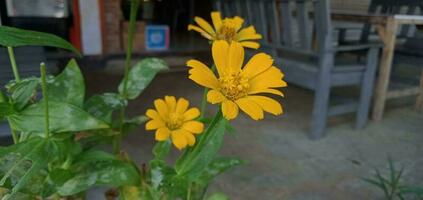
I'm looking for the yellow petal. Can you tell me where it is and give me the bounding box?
[187,59,219,89]
[222,100,239,120]
[211,12,222,31]
[232,16,244,31]
[182,121,204,134]
[207,90,226,104]
[247,96,283,115]
[227,41,244,73]
[212,40,229,77]
[171,130,188,150]
[240,41,260,49]
[154,99,169,119]
[145,120,165,130]
[184,132,196,146]
[235,97,264,120]
[241,53,273,78]
[155,127,171,141]
[176,97,189,113]
[146,109,162,121]
[188,24,213,40]
[183,108,200,121]
[165,96,176,112]
[237,26,262,40]
[248,88,285,97]
[195,16,215,35]
[249,67,287,92]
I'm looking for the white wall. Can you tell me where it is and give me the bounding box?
[79,0,102,55]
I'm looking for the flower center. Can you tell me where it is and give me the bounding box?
[166,113,184,130]
[217,19,237,42]
[219,72,250,101]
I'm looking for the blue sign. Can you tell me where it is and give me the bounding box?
[145,25,169,50]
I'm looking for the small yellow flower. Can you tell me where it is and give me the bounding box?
[187,41,287,120]
[188,11,262,49]
[145,96,204,150]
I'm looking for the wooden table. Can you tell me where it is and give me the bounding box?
[332,13,423,121]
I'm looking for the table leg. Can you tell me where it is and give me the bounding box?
[416,70,423,111]
[372,18,398,121]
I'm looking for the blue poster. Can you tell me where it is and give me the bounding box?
[145,25,169,50]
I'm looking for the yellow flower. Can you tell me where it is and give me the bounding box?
[188,11,262,49]
[145,96,204,150]
[187,41,287,120]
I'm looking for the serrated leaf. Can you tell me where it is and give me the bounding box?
[57,151,140,196]
[0,26,80,56]
[7,101,109,134]
[47,59,85,107]
[7,78,38,111]
[0,137,53,199]
[197,157,244,186]
[119,58,168,100]
[84,93,127,123]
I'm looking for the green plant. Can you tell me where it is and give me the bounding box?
[0,0,287,199]
[363,158,423,200]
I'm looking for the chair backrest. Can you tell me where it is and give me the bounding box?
[360,0,423,42]
[214,0,333,56]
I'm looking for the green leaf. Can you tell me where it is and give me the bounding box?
[0,103,13,120]
[207,192,229,200]
[57,151,140,196]
[197,157,244,186]
[152,140,171,161]
[7,101,109,134]
[0,137,53,199]
[175,114,226,180]
[47,59,85,107]
[0,91,6,103]
[84,93,127,123]
[119,58,168,100]
[0,26,80,56]
[8,78,38,111]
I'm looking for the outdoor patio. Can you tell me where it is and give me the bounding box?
[83,67,423,199]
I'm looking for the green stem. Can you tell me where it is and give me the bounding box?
[7,47,20,82]
[7,47,21,143]
[200,65,216,118]
[187,183,192,200]
[8,122,18,144]
[40,63,50,139]
[113,0,140,155]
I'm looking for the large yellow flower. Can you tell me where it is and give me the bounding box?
[188,11,262,49]
[145,96,204,150]
[187,41,287,120]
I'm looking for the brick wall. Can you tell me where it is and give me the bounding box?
[103,0,122,54]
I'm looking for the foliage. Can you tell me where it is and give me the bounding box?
[0,0,282,199]
[363,158,423,200]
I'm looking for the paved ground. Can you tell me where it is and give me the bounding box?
[84,69,423,200]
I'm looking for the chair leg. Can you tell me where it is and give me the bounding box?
[356,48,379,129]
[310,54,333,140]
[416,70,423,112]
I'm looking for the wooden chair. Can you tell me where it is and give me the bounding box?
[215,0,381,139]
[360,0,423,43]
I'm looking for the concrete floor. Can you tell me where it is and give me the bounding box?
[84,68,423,200]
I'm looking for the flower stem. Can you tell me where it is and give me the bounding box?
[40,63,50,139]
[7,47,20,82]
[200,65,216,118]
[7,46,20,143]
[8,123,18,144]
[113,0,140,155]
